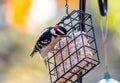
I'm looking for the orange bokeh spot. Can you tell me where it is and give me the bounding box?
[57,0,79,7]
[4,0,31,33]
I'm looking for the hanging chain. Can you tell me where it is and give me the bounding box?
[98,0,108,71]
[65,0,69,15]
[100,15,108,43]
[100,14,108,71]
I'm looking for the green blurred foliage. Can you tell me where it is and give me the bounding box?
[0,26,50,83]
[90,0,120,51]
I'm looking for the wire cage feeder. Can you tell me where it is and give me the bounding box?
[47,10,100,83]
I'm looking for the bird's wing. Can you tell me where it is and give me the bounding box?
[37,27,52,48]
[38,28,49,38]
[39,38,51,46]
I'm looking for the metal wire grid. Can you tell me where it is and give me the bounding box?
[47,10,100,83]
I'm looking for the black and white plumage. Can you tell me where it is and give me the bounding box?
[30,25,68,66]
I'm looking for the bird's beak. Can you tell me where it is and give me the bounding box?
[64,35,71,39]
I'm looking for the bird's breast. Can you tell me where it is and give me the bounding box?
[40,37,60,59]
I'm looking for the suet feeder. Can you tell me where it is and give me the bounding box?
[47,0,100,82]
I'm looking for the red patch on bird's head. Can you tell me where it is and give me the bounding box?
[54,25,59,30]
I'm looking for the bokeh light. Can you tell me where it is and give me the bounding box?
[4,0,57,33]
[4,0,31,33]
[29,0,57,22]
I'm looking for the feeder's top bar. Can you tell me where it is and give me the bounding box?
[57,10,91,25]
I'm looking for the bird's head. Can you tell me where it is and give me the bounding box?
[53,25,67,37]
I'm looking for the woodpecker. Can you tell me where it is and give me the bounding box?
[30,25,69,66]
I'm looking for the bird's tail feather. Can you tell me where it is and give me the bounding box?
[30,50,35,58]
[44,59,47,68]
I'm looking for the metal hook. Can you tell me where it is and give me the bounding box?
[65,0,69,15]
[98,0,108,16]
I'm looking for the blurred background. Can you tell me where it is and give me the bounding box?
[0,0,120,83]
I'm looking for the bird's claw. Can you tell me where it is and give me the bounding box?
[50,48,60,53]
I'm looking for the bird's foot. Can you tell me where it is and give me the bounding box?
[50,48,60,53]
